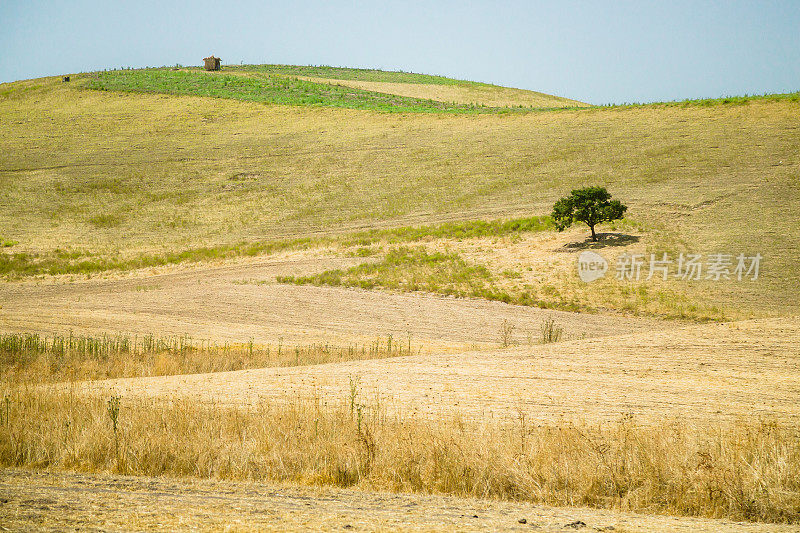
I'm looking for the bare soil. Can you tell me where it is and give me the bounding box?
[79,316,800,425]
[0,252,663,351]
[1,470,795,532]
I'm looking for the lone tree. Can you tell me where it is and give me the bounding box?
[551,186,627,242]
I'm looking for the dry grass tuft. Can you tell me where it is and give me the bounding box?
[0,332,415,382]
[1,388,798,524]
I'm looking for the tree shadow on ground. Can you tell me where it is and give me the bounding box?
[557,232,640,252]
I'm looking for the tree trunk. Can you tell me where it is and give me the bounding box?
[590,224,597,241]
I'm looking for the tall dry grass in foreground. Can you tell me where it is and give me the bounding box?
[1,388,797,524]
[0,332,415,382]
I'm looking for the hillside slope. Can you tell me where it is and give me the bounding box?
[1,69,798,318]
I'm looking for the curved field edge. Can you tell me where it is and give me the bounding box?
[276,239,731,321]
[86,69,796,112]
[84,69,545,114]
[236,64,798,108]
[280,75,586,108]
[235,64,491,85]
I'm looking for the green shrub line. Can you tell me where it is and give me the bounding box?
[277,255,725,320]
[276,232,728,321]
[0,216,553,279]
[0,331,187,362]
[596,91,800,110]
[0,238,315,279]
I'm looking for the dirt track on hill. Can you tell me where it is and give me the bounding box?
[1,470,794,532]
[0,252,662,351]
[80,317,800,425]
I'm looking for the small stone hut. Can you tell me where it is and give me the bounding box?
[203,56,221,71]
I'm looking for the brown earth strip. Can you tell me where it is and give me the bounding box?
[0,469,794,532]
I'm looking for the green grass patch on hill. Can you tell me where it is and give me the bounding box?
[278,240,730,321]
[236,64,485,86]
[278,246,569,310]
[342,216,554,246]
[86,70,496,113]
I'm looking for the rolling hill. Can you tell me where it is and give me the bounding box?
[2,64,800,528]
[1,66,798,319]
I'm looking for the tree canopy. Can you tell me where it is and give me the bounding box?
[551,186,627,241]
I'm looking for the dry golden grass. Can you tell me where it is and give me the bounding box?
[0,331,416,383]
[2,387,798,524]
[441,226,743,321]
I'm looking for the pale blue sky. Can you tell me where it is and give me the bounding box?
[2,0,798,104]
